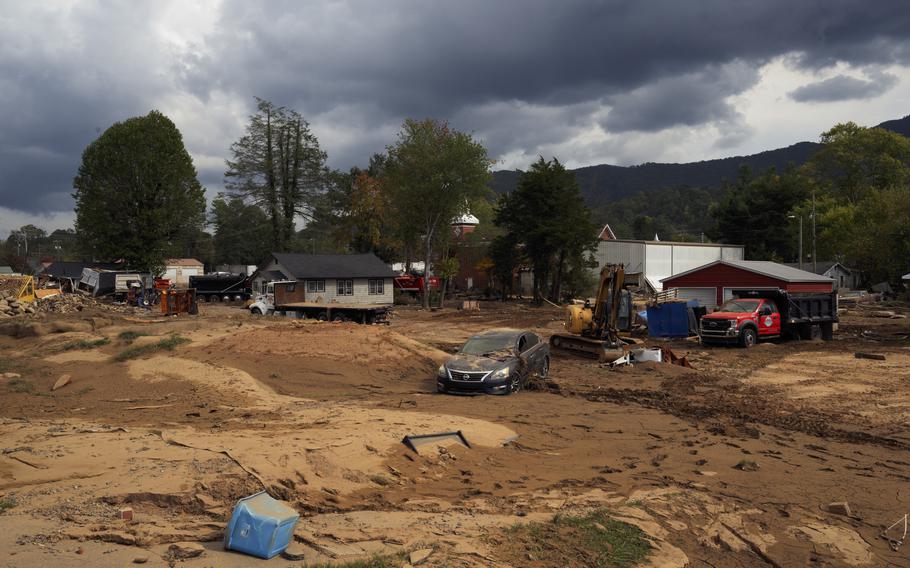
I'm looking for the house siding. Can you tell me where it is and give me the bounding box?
[259,258,393,305]
[162,265,203,286]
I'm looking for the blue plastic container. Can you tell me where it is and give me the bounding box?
[224,491,300,559]
[646,300,698,338]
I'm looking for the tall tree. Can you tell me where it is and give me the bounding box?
[384,119,492,308]
[73,111,205,271]
[804,122,910,205]
[210,197,272,265]
[225,98,327,250]
[802,122,910,283]
[495,157,597,303]
[710,166,808,260]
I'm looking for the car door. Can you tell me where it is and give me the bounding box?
[758,301,781,336]
[519,333,542,374]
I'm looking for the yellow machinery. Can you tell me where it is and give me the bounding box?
[0,275,36,303]
[549,264,634,360]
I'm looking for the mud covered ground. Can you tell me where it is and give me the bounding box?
[0,299,908,567]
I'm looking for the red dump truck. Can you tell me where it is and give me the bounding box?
[699,288,837,347]
[393,273,440,295]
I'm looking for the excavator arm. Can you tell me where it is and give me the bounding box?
[549,264,633,360]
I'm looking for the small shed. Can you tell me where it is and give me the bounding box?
[662,260,834,309]
[162,258,204,286]
[784,261,858,291]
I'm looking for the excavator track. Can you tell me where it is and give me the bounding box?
[549,333,623,362]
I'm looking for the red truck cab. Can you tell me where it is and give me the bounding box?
[700,298,781,347]
[393,274,441,294]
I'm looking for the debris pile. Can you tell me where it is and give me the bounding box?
[0,289,35,317]
[35,293,142,315]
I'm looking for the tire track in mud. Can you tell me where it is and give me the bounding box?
[564,379,910,452]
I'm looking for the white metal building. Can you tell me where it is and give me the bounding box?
[592,239,744,292]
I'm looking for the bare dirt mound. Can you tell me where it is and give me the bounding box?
[201,322,451,399]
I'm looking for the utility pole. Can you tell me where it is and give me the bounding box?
[811,191,817,274]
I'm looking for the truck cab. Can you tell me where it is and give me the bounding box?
[249,281,280,315]
[700,298,781,347]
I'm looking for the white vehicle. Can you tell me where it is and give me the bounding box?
[248,281,287,315]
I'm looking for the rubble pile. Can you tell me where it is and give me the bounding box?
[36,293,142,315]
[0,290,144,318]
[0,289,36,317]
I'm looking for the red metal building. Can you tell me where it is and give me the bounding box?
[662,260,834,309]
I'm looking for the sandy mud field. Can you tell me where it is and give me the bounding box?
[0,301,908,567]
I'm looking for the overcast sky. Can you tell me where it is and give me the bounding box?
[1,0,909,238]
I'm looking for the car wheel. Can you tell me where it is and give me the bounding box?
[251,307,262,315]
[539,356,550,378]
[740,327,757,348]
[508,373,522,394]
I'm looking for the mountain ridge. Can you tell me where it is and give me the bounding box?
[489,115,910,210]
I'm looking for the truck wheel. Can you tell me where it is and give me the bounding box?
[739,327,757,348]
[820,322,834,341]
[317,313,328,321]
[251,307,262,315]
[332,314,346,323]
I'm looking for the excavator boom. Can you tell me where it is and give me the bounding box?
[549,264,633,361]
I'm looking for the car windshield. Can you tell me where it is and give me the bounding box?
[718,300,760,313]
[460,335,516,356]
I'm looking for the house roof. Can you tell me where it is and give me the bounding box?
[42,261,122,279]
[783,261,851,275]
[257,270,287,282]
[662,260,834,283]
[269,253,397,279]
[165,258,203,267]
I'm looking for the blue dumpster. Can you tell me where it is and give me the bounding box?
[225,491,299,559]
[646,300,698,338]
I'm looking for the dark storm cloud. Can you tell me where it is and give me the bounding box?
[1,0,910,222]
[602,62,759,133]
[789,70,899,102]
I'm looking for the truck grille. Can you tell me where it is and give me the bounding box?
[449,370,488,382]
[702,319,731,331]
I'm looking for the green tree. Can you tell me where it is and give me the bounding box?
[799,122,910,284]
[805,122,910,205]
[710,166,808,260]
[384,119,492,308]
[495,157,597,303]
[210,197,272,265]
[487,234,521,298]
[435,256,460,306]
[73,110,205,271]
[225,98,327,250]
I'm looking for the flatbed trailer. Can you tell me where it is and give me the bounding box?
[275,302,391,324]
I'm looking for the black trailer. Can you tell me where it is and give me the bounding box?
[731,288,838,340]
[189,274,252,302]
[275,301,391,324]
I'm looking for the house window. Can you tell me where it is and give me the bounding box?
[368,278,384,295]
[307,280,325,293]
[336,279,353,296]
